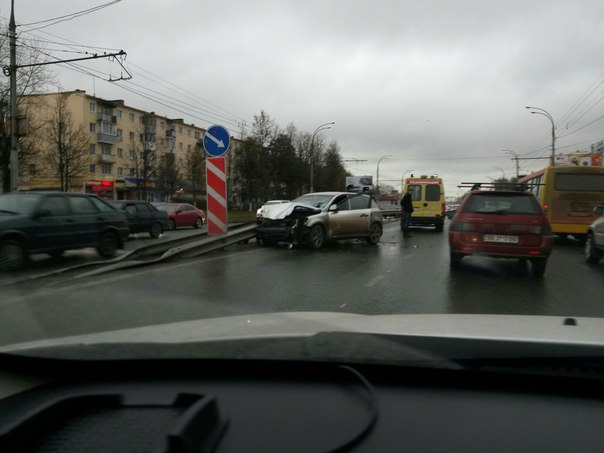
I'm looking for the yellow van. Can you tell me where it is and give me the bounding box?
[403,175,446,231]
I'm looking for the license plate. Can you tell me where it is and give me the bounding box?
[484,234,519,244]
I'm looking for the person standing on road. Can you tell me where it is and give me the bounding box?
[400,188,414,238]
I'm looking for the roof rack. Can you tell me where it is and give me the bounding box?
[458,182,541,191]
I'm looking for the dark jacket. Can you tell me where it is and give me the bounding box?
[401,193,414,213]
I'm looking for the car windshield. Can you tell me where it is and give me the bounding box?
[292,194,333,208]
[1,1,604,374]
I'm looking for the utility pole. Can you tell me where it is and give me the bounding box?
[9,0,18,192]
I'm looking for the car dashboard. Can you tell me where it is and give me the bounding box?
[0,356,602,452]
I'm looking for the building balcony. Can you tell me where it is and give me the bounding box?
[98,154,116,164]
[97,132,121,144]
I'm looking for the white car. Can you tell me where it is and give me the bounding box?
[586,205,604,264]
[256,200,290,221]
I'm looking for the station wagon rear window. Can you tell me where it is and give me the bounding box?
[463,194,542,215]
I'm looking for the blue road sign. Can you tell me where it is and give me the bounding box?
[203,125,231,157]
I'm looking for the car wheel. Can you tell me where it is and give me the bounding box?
[0,240,26,271]
[531,259,547,277]
[435,223,444,232]
[306,225,325,250]
[194,217,203,229]
[149,222,162,238]
[168,219,176,231]
[366,223,382,245]
[585,232,603,264]
[450,252,463,269]
[97,231,119,258]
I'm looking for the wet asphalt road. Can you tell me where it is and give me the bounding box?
[0,219,603,346]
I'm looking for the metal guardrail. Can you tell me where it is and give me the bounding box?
[79,223,257,277]
[1,223,258,286]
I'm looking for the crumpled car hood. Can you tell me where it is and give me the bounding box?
[262,202,322,220]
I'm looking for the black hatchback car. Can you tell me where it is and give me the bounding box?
[0,192,129,271]
[110,200,169,238]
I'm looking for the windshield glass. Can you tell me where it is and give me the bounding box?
[1,1,604,366]
[292,194,333,208]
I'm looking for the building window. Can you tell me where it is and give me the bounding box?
[179,126,183,134]
[194,131,200,139]
[160,121,164,130]
[129,150,135,159]
[90,144,96,154]
[89,123,96,133]
[129,168,135,176]
[90,165,96,173]
[102,145,111,155]
[187,144,191,151]
[89,102,96,112]
[178,142,183,150]
[117,167,123,176]
[117,110,122,119]
[117,148,123,158]
[102,164,111,175]
[129,131,135,140]
[187,129,191,137]
[129,113,135,122]
[117,128,122,137]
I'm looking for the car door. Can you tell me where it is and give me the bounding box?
[122,203,141,233]
[177,205,195,226]
[329,194,371,237]
[67,196,102,245]
[29,195,73,251]
[347,194,372,235]
[135,203,154,232]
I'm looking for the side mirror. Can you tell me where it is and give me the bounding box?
[328,204,338,213]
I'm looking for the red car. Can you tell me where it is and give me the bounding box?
[153,203,206,231]
[449,189,554,276]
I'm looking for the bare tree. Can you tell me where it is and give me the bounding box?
[127,125,161,200]
[156,151,180,201]
[183,144,205,204]
[44,93,90,192]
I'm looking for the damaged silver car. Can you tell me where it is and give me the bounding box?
[256,192,383,249]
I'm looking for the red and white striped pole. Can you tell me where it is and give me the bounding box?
[206,157,228,235]
[203,125,231,235]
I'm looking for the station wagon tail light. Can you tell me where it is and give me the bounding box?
[543,203,549,213]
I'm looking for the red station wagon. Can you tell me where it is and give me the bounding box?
[448,189,554,276]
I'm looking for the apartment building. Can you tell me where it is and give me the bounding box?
[19,90,239,203]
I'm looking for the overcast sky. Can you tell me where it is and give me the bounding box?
[4,0,604,197]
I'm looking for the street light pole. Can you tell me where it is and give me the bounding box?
[376,154,392,194]
[309,121,335,192]
[502,149,520,178]
[526,106,556,166]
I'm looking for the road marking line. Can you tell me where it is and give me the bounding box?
[365,275,386,287]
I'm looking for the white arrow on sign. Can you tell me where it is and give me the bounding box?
[206,132,225,148]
